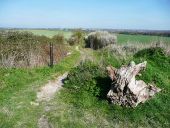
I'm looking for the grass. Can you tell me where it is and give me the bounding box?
[117,34,170,44]
[45,47,170,128]
[0,50,80,128]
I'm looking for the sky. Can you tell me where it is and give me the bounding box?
[0,0,170,30]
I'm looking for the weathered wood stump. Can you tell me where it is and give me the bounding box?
[107,61,161,107]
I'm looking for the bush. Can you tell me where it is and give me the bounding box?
[68,29,84,46]
[134,47,166,59]
[5,31,35,42]
[64,61,110,98]
[52,34,65,44]
[0,31,68,68]
[67,36,76,46]
[85,31,117,50]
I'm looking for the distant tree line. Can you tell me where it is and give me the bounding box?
[117,31,170,37]
[83,29,170,37]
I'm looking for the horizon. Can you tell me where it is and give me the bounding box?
[1,27,170,31]
[0,0,170,30]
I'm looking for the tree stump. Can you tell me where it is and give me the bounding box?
[107,61,161,107]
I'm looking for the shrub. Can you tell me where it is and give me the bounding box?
[0,31,68,68]
[85,31,117,50]
[64,61,110,97]
[52,34,65,44]
[67,36,76,46]
[134,47,166,59]
[68,29,84,46]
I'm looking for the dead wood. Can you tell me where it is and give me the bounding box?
[107,61,161,107]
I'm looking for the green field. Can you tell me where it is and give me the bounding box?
[19,29,73,38]
[117,34,170,44]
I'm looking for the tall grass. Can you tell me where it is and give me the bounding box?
[104,41,170,60]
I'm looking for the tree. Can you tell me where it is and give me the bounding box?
[52,34,65,44]
[68,29,84,46]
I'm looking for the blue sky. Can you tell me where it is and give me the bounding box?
[0,0,170,30]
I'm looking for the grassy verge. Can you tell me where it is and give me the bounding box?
[0,50,80,128]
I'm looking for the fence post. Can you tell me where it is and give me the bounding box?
[49,42,53,67]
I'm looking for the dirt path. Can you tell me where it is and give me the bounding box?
[36,47,91,103]
[36,72,68,102]
[38,115,51,128]
[37,47,95,128]
[37,72,68,128]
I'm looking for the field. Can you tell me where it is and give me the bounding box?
[117,34,170,44]
[17,29,170,43]
[18,29,72,38]
[0,30,170,128]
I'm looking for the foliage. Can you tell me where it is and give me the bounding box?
[85,31,117,49]
[0,31,69,68]
[52,33,65,44]
[68,29,85,46]
[64,61,109,97]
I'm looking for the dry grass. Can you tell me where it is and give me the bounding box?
[106,41,170,58]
